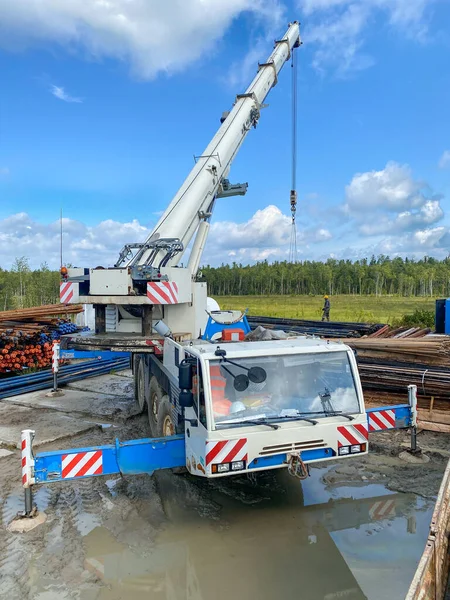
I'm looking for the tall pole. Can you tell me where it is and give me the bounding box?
[60,207,63,268]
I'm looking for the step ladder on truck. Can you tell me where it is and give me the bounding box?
[19,21,418,516]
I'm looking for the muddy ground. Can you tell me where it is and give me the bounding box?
[0,370,448,600]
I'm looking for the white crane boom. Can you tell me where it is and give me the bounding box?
[126,21,300,274]
[65,22,301,338]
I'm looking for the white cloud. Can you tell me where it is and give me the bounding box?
[51,85,83,103]
[359,200,444,235]
[341,161,446,239]
[0,0,281,80]
[345,161,432,213]
[0,207,333,269]
[299,0,436,76]
[0,213,151,269]
[439,150,450,169]
[210,205,291,250]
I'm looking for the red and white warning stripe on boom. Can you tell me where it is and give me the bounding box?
[368,409,396,432]
[62,450,103,479]
[337,423,368,447]
[60,281,74,304]
[205,439,248,466]
[147,282,179,304]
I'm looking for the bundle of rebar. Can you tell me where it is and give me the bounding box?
[0,303,83,322]
[357,359,450,397]
[248,316,384,338]
[344,336,450,368]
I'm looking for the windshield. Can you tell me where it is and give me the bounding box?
[208,351,360,428]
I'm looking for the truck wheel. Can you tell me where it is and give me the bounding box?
[148,376,163,437]
[157,395,175,437]
[133,356,141,405]
[136,359,146,413]
[157,396,187,474]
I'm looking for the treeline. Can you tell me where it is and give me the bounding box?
[0,258,59,311]
[201,255,450,297]
[1,255,450,310]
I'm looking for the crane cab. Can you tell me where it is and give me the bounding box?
[152,336,368,478]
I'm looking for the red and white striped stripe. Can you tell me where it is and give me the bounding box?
[145,339,164,355]
[21,429,35,488]
[337,423,368,448]
[60,281,74,304]
[62,450,103,479]
[369,497,396,520]
[84,556,105,580]
[368,409,396,432]
[147,282,179,304]
[205,439,248,466]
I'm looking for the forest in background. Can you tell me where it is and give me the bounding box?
[0,258,60,310]
[201,255,450,297]
[0,255,449,312]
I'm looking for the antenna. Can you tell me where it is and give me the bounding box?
[60,207,63,268]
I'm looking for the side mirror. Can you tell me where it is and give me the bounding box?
[179,390,194,408]
[179,360,193,390]
[234,374,249,392]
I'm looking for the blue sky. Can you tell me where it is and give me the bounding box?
[0,0,449,269]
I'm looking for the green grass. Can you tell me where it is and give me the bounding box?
[216,295,436,324]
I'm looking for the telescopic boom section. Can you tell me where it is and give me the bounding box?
[137,22,301,270]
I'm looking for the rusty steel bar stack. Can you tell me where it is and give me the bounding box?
[0,304,83,376]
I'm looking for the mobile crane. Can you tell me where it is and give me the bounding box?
[60,21,301,339]
[17,23,418,515]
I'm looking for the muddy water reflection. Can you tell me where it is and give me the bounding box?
[81,469,432,600]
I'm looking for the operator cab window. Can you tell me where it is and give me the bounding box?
[188,355,207,428]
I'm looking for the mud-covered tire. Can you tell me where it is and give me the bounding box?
[148,376,163,437]
[156,395,175,438]
[136,359,146,413]
[133,355,141,405]
[156,395,187,474]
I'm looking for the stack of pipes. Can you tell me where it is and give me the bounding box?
[0,304,84,375]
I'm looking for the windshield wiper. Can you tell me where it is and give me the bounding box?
[267,414,318,426]
[298,410,355,421]
[217,418,280,430]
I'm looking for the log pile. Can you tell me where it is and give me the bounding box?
[0,304,84,375]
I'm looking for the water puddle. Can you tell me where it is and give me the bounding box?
[62,468,434,600]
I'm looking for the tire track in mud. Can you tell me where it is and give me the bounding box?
[0,454,32,600]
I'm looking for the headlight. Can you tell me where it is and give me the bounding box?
[350,444,361,453]
[338,446,350,455]
[231,461,245,471]
[217,463,230,473]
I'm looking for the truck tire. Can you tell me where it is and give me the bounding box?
[136,359,146,413]
[133,355,141,405]
[157,395,175,437]
[157,395,187,474]
[148,376,163,437]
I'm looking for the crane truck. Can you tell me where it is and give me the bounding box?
[17,23,417,513]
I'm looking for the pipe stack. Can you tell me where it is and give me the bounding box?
[0,304,85,375]
[248,316,384,338]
